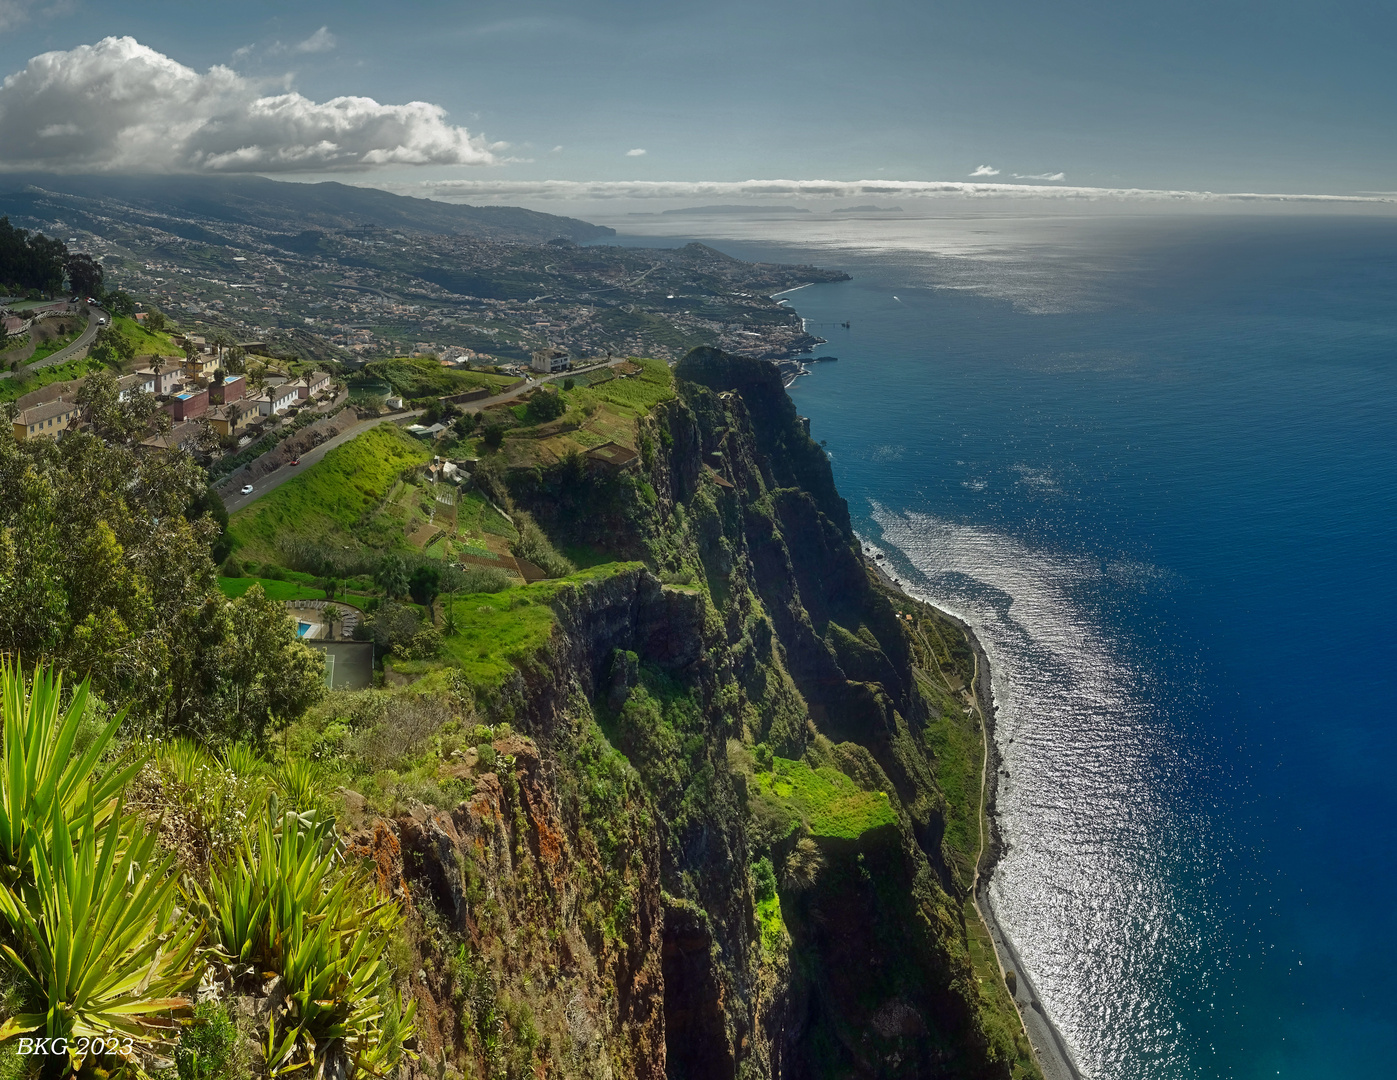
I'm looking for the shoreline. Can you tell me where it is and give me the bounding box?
[867,558,1084,1080]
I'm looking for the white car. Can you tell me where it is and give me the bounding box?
[96,317,107,326]
[240,484,254,495]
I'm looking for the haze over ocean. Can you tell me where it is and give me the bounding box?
[603,209,1397,1078]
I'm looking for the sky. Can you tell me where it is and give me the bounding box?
[0,0,1394,204]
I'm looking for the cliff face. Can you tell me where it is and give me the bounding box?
[366,349,1036,1079]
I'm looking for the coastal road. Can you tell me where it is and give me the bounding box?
[221,359,623,513]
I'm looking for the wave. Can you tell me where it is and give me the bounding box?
[870,506,1226,1079]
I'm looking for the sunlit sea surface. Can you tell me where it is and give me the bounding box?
[596,207,1397,1079]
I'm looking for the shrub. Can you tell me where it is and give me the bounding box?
[751,856,778,904]
[524,389,565,423]
[510,511,575,578]
[220,555,243,578]
[200,814,416,1077]
[171,1000,241,1080]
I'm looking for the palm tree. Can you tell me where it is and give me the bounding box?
[322,604,344,639]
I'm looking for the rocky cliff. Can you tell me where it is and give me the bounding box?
[355,349,1038,1079]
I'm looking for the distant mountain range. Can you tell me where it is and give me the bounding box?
[0,174,615,244]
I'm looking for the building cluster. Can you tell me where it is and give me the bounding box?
[12,341,334,453]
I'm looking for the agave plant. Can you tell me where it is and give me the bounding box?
[274,756,325,816]
[0,660,142,888]
[203,813,416,1077]
[221,740,267,781]
[0,796,203,1068]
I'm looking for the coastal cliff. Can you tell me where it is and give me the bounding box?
[340,348,1042,1079]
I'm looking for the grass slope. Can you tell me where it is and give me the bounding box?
[218,577,327,603]
[228,424,431,561]
[361,357,515,399]
[751,756,898,840]
[436,561,642,687]
[114,314,181,356]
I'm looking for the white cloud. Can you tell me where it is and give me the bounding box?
[626,147,647,157]
[404,177,1397,206]
[969,165,1000,177]
[0,36,504,173]
[295,27,337,54]
[1014,171,1066,181]
[0,0,61,31]
[550,145,563,153]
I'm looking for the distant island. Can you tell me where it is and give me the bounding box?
[831,204,904,214]
[661,204,813,216]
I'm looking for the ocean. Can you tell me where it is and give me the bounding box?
[600,206,1397,1079]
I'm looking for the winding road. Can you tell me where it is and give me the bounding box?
[0,302,108,380]
[220,358,622,512]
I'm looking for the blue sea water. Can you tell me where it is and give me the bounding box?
[605,209,1397,1078]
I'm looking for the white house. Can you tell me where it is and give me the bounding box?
[251,384,300,416]
[531,348,570,374]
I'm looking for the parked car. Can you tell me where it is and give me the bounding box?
[240,484,253,495]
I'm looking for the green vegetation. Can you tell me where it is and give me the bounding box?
[749,755,897,840]
[0,351,106,402]
[358,357,513,400]
[0,663,419,1075]
[0,664,202,1073]
[102,313,182,358]
[201,808,415,1076]
[228,424,431,560]
[751,857,786,954]
[218,576,328,603]
[439,562,639,687]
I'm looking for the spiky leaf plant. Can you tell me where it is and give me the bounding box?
[0,797,202,1072]
[0,661,141,888]
[202,814,415,1077]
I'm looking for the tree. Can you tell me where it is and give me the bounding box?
[481,423,505,451]
[75,369,160,445]
[145,305,167,333]
[407,563,441,607]
[89,325,135,366]
[0,217,67,295]
[217,584,326,743]
[525,389,566,423]
[64,253,103,299]
[322,604,344,639]
[375,554,409,599]
[0,428,322,737]
[102,290,135,318]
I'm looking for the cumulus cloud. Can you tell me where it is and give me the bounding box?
[405,177,1397,206]
[1014,171,1066,181]
[626,147,647,157]
[969,165,1000,177]
[295,27,337,53]
[0,36,504,173]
